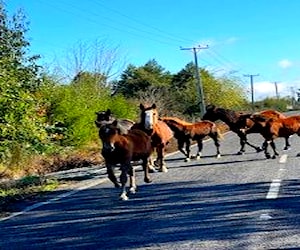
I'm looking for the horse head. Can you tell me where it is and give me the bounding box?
[202,104,218,121]
[99,120,121,152]
[139,103,158,130]
[95,109,114,128]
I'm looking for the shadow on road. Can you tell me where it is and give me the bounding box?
[1,179,299,249]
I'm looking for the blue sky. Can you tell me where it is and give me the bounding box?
[6,0,300,100]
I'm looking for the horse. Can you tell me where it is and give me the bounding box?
[249,114,300,159]
[202,104,288,154]
[131,103,174,173]
[95,109,134,134]
[98,120,153,200]
[161,117,222,161]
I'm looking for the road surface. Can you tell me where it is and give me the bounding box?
[0,131,300,249]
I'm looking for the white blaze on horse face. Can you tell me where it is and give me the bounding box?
[102,127,115,151]
[144,109,154,129]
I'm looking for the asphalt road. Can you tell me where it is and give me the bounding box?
[0,131,300,250]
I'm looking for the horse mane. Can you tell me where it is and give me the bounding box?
[161,116,193,126]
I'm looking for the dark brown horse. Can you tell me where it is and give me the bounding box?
[131,104,174,173]
[249,114,300,159]
[95,109,134,134]
[162,117,222,161]
[202,105,288,154]
[98,120,153,200]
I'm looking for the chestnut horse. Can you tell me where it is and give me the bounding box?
[162,117,222,162]
[98,120,152,200]
[203,105,288,154]
[249,114,300,159]
[131,104,174,173]
[95,109,134,134]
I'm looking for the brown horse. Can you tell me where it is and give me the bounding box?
[95,109,134,134]
[131,103,174,173]
[98,120,152,200]
[249,114,300,159]
[162,117,222,161]
[203,105,288,154]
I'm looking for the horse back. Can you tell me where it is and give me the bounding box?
[260,109,286,119]
[103,129,152,163]
[186,120,216,138]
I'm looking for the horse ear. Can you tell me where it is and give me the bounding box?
[151,103,156,109]
[140,103,145,110]
[206,104,215,111]
[112,120,118,126]
[106,109,111,115]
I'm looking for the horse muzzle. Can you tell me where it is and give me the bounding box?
[102,142,115,152]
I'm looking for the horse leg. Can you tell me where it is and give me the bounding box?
[283,136,291,150]
[157,145,168,173]
[148,149,157,173]
[128,165,137,194]
[177,139,188,161]
[263,140,271,159]
[142,158,152,183]
[106,163,120,188]
[119,163,130,200]
[184,139,191,162]
[237,134,246,155]
[193,139,203,160]
[237,133,261,154]
[270,140,279,159]
[212,135,221,158]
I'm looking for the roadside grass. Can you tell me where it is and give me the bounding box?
[0,175,59,216]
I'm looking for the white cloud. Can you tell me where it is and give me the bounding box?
[278,59,293,69]
[251,81,284,100]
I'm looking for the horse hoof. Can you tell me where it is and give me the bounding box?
[129,187,137,194]
[272,155,277,159]
[120,193,129,201]
[265,154,271,159]
[297,153,300,157]
[216,154,221,159]
[159,167,168,173]
[256,147,263,152]
[148,165,157,173]
[283,147,291,151]
[114,183,121,188]
[237,151,244,155]
[144,178,152,183]
[185,158,191,162]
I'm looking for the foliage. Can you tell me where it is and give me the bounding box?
[254,97,290,112]
[0,5,49,167]
[47,72,137,147]
[113,59,172,99]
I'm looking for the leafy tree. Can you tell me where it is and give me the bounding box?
[47,72,136,147]
[0,4,48,167]
[113,59,172,99]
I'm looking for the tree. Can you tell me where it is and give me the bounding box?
[113,59,172,99]
[53,39,126,85]
[0,4,47,167]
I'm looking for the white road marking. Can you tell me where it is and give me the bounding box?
[0,178,108,222]
[279,154,287,163]
[265,154,288,200]
[266,179,282,199]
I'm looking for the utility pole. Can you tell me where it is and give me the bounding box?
[274,81,279,99]
[180,45,208,118]
[244,74,259,111]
